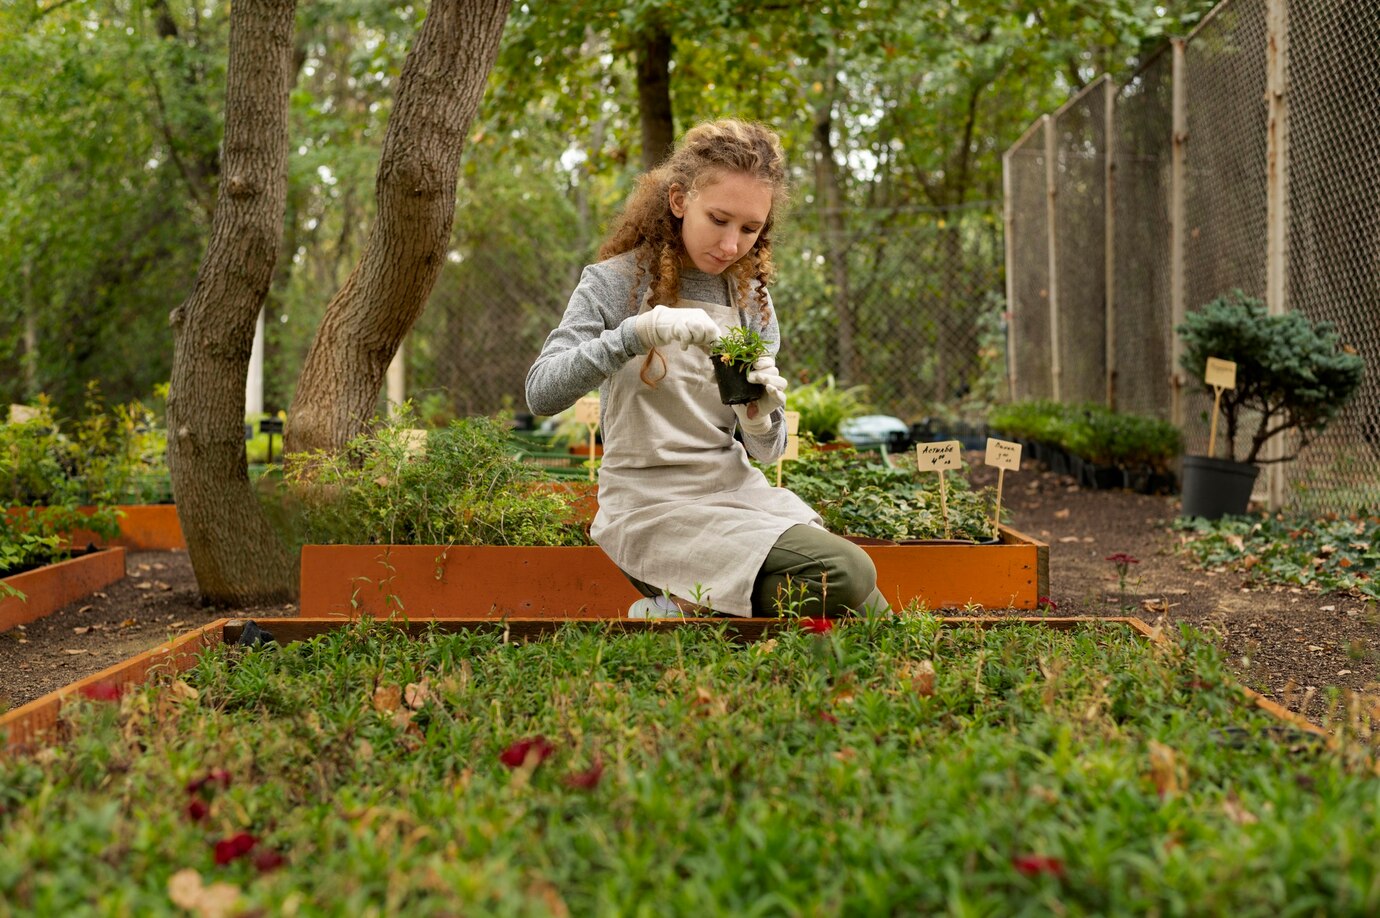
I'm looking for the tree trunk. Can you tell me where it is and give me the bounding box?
[165,0,298,605]
[287,0,512,455]
[636,22,674,170]
[813,79,857,384]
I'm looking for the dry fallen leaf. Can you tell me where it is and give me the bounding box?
[1058,536,1082,544]
[1053,509,1071,519]
[372,684,401,714]
[62,648,87,655]
[168,680,200,702]
[1148,740,1182,797]
[903,659,936,697]
[1221,791,1258,826]
[167,868,242,918]
[72,626,91,635]
[403,681,431,710]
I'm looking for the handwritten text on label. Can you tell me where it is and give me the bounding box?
[985,438,1022,471]
[915,440,961,471]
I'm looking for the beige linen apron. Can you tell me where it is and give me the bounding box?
[590,291,822,616]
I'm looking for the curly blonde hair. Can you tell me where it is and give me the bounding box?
[598,119,789,385]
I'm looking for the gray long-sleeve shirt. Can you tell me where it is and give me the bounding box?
[525,251,787,462]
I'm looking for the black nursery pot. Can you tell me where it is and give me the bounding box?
[1179,454,1260,520]
[711,357,765,406]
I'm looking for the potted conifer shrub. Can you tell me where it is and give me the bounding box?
[708,327,768,406]
[1176,291,1364,519]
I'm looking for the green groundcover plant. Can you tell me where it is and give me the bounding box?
[1175,512,1380,600]
[3,617,1379,913]
[1,386,170,507]
[270,410,592,549]
[776,441,998,541]
[988,401,1181,473]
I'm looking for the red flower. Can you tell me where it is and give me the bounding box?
[562,758,604,790]
[253,849,286,873]
[813,710,839,725]
[79,680,124,702]
[499,735,555,769]
[185,799,209,823]
[1012,853,1066,879]
[213,832,258,866]
[186,768,232,796]
[1105,553,1140,566]
[1037,596,1058,612]
[800,617,834,634]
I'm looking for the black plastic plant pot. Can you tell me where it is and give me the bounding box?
[1179,454,1260,520]
[711,357,765,406]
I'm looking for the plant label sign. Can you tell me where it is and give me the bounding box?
[8,404,40,424]
[1205,357,1237,390]
[574,395,600,427]
[777,411,800,485]
[780,411,801,461]
[984,438,1022,471]
[984,438,1020,540]
[915,441,961,471]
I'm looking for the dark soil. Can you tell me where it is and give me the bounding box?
[3,462,1377,723]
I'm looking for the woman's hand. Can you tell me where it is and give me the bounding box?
[635,304,721,352]
[733,355,787,435]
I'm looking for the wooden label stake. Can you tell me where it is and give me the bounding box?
[1204,357,1237,459]
[916,440,961,540]
[984,437,1022,540]
[776,411,801,487]
[574,395,601,482]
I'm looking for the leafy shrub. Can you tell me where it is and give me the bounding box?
[787,376,871,443]
[780,442,997,541]
[1177,291,1365,463]
[1,386,170,506]
[989,401,1181,472]
[0,505,120,578]
[275,411,593,548]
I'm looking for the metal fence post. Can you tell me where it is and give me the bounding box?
[1265,0,1291,508]
[1169,38,1188,428]
[1002,147,1019,402]
[1044,114,1062,402]
[1105,79,1118,409]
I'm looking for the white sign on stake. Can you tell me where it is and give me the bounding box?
[915,440,961,471]
[984,438,1022,540]
[1203,357,1236,458]
[574,394,601,482]
[1205,357,1237,390]
[574,395,600,426]
[777,411,800,486]
[916,440,961,538]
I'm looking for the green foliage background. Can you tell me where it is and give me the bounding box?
[0,0,1218,418]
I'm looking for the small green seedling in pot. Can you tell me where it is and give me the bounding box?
[708,326,768,405]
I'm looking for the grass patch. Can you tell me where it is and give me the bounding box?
[2,617,1378,913]
[1175,513,1380,599]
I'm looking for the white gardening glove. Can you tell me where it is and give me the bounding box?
[732,355,788,435]
[635,304,721,352]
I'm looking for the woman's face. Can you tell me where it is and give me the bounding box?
[669,172,772,276]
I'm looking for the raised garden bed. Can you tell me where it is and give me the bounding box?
[7,504,185,550]
[0,547,126,633]
[2,614,1354,913]
[0,614,1318,756]
[297,526,1048,619]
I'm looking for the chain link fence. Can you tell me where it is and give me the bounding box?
[406,204,1008,427]
[1005,0,1380,513]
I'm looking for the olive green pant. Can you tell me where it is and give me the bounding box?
[626,524,889,617]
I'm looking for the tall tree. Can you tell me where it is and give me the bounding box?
[166,0,299,603]
[168,0,511,603]
[286,0,511,455]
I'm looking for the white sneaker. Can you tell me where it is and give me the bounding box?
[627,595,685,620]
